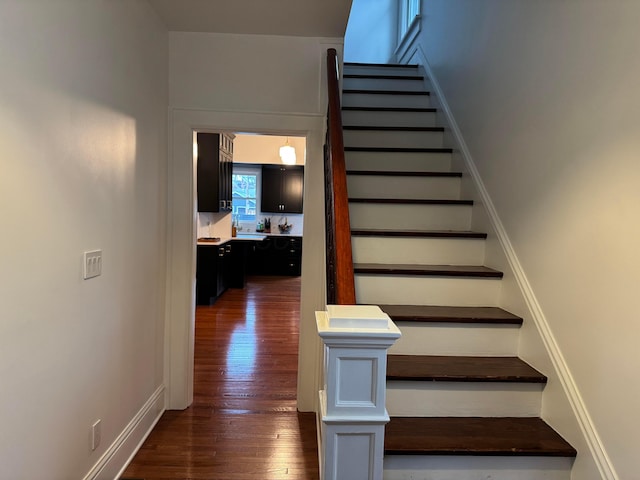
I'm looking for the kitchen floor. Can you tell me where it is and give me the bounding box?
[122,275,319,480]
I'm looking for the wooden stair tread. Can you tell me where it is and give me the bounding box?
[387,355,546,383]
[385,417,577,457]
[346,171,461,177]
[349,198,473,205]
[343,125,444,132]
[343,74,423,80]
[354,263,503,278]
[351,229,485,239]
[343,89,430,95]
[378,305,523,325]
[345,146,453,153]
[342,106,436,112]
[344,62,418,69]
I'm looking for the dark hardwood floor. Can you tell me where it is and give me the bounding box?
[122,276,319,480]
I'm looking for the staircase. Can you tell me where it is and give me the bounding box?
[341,62,576,480]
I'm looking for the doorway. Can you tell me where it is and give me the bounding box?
[194,132,306,340]
[165,109,326,413]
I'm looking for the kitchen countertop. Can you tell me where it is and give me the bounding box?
[197,234,266,246]
[239,232,302,237]
[197,233,301,246]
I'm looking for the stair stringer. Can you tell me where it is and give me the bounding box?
[401,45,611,480]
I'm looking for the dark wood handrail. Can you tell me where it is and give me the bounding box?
[324,48,356,305]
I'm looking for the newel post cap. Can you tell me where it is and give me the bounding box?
[316,305,401,344]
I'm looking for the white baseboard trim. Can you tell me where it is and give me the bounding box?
[405,43,618,480]
[82,385,166,480]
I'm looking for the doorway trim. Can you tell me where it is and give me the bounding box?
[164,107,326,411]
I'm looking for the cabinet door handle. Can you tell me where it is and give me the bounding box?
[220,200,226,209]
[228,200,232,209]
[225,245,231,253]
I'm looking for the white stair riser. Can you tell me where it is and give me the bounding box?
[343,77,425,92]
[352,237,485,265]
[383,456,573,480]
[344,66,420,77]
[386,382,543,417]
[349,203,472,231]
[342,93,431,108]
[345,151,452,173]
[342,110,437,128]
[390,322,519,356]
[355,275,501,306]
[344,129,443,149]
[347,175,461,200]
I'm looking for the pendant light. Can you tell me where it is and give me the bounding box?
[279,137,296,165]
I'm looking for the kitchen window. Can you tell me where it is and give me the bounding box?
[232,166,260,227]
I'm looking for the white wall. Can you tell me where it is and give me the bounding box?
[394,1,640,478]
[170,32,332,114]
[0,1,168,479]
[234,134,306,166]
[344,0,397,63]
[166,32,342,411]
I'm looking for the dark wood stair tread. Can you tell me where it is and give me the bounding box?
[351,229,485,239]
[343,89,430,95]
[349,198,473,205]
[354,263,503,278]
[343,126,444,132]
[378,305,523,325]
[346,171,461,177]
[344,62,419,69]
[344,74,423,80]
[385,417,577,457]
[343,106,436,112]
[387,355,546,383]
[345,146,453,153]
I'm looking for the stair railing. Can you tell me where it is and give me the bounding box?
[318,49,401,480]
[324,48,356,306]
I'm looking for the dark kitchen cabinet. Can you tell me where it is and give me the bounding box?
[249,236,302,276]
[197,132,234,213]
[196,243,233,305]
[261,165,304,214]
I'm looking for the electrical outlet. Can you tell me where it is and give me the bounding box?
[83,250,102,279]
[91,419,101,451]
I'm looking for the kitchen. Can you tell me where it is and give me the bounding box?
[195,132,306,304]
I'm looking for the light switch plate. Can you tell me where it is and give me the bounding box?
[83,250,102,279]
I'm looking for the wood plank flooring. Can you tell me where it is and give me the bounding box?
[122,276,318,480]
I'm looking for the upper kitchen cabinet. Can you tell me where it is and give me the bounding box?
[261,165,304,214]
[197,132,234,213]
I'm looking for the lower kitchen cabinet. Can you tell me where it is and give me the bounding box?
[250,236,302,276]
[196,243,233,305]
[198,237,302,304]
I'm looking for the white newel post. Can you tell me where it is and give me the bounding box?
[316,305,401,480]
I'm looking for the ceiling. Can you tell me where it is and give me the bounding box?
[147,0,353,37]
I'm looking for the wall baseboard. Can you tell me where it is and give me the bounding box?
[83,385,165,480]
[404,42,617,480]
